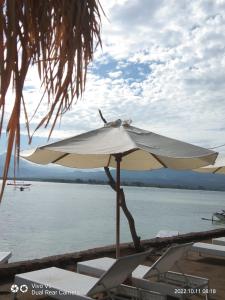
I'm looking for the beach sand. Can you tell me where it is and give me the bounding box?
[0,246,224,300]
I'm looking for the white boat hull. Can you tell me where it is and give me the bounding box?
[213,212,225,221]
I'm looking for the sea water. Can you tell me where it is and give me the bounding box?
[0,181,224,262]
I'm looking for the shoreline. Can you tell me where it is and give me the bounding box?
[1,227,225,280]
[3,177,225,192]
[1,228,225,299]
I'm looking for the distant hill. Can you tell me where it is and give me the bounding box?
[1,153,225,191]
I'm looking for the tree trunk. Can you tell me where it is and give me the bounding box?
[104,167,142,251]
[98,109,142,251]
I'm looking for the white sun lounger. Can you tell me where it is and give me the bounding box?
[78,243,209,300]
[13,250,165,300]
[212,237,225,246]
[156,230,179,238]
[0,251,11,263]
[192,242,225,258]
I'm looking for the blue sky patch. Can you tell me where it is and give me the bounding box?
[90,55,151,83]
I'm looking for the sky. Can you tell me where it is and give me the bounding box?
[2,0,225,153]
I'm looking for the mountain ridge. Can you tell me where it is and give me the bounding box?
[0,153,225,191]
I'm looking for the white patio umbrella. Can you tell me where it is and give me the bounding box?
[21,120,218,257]
[194,153,225,174]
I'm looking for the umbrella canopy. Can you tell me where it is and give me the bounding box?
[21,120,218,257]
[22,121,217,170]
[194,153,225,174]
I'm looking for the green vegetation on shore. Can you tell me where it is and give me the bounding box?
[3,176,224,192]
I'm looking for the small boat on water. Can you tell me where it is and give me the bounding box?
[212,210,225,222]
[7,182,31,187]
[7,181,31,191]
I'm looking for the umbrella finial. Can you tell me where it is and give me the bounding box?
[104,119,122,127]
[122,119,132,127]
[104,119,132,128]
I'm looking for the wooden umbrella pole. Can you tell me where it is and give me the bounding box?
[115,155,122,258]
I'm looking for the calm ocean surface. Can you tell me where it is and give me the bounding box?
[0,181,225,262]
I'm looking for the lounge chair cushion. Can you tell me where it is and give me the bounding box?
[192,242,225,257]
[78,243,193,281]
[15,251,151,299]
[15,267,99,296]
[212,237,225,246]
[78,257,149,279]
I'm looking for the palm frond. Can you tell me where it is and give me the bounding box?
[0,0,103,201]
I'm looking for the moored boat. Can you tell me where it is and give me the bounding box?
[212,210,225,222]
[7,182,31,187]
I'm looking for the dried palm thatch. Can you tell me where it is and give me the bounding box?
[0,0,103,201]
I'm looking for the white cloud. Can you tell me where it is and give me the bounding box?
[3,0,225,153]
[108,70,123,78]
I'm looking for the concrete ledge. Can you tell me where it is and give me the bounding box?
[1,228,225,280]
